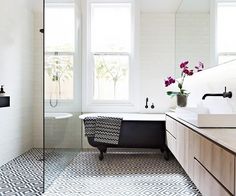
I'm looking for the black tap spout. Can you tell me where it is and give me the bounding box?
[202,93,223,100]
[202,87,233,100]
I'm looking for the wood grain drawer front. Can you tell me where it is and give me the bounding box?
[166,116,177,138]
[176,124,195,180]
[194,134,234,194]
[166,131,176,156]
[193,159,231,196]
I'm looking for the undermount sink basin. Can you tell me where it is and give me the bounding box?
[175,107,236,128]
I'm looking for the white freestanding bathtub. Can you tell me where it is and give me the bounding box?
[79,113,165,121]
[45,113,73,148]
[45,113,73,120]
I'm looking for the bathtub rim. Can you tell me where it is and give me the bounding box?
[79,113,165,121]
[45,112,73,120]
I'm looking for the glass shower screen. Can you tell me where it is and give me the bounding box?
[43,0,82,191]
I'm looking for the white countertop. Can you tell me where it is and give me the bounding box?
[79,113,166,121]
[166,112,236,155]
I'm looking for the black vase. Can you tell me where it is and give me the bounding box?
[177,94,187,107]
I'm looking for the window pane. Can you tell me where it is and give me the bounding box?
[217,3,236,53]
[91,3,131,52]
[94,55,129,100]
[45,5,75,52]
[45,55,73,100]
[45,4,74,100]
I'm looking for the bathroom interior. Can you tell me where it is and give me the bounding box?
[0,0,236,195]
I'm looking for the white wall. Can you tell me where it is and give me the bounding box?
[184,61,236,114]
[33,12,43,148]
[175,13,210,77]
[0,0,35,166]
[139,13,176,113]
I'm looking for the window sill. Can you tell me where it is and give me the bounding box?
[83,100,139,113]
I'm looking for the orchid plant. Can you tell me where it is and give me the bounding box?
[164,61,204,97]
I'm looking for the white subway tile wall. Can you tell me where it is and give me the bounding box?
[139,13,176,113]
[0,0,34,166]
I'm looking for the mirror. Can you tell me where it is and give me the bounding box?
[175,0,236,77]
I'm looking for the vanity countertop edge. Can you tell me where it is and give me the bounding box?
[166,112,236,155]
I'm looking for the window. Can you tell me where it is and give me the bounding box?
[45,4,75,100]
[88,2,133,101]
[216,2,236,64]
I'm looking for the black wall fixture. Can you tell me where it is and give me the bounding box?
[0,96,10,108]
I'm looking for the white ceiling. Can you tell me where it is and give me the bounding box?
[31,0,210,13]
[140,0,182,13]
[177,0,210,13]
[140,0,210,13]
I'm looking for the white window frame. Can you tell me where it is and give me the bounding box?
[45,2,82,112]
[211,0,236,66]
[82,0,139,112]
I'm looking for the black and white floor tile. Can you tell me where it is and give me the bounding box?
[0,148,77,196]
[44,151,202,196]
[0,149,202,196]
[44,149,78,189]
[0,149,43,196]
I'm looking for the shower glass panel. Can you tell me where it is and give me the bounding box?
[43,0,81,191]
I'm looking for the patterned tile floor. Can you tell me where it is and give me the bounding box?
[0,149,202,196]
[0,148,77,196]
[44,149,78,190]
[44,151,202,196]
[0,149,43,196]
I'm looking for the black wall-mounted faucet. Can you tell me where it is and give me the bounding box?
[202,87,232,100]
[145,97,149,109]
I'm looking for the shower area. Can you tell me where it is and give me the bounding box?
[43,0,82,191]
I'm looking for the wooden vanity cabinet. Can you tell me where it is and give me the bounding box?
[176,122,195,180]
[193,158,231,196]
[166,131,176,157]
[165,115,235,196]
[194,133,234,194]
[166,116,177,138]
[166,115,194,179]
